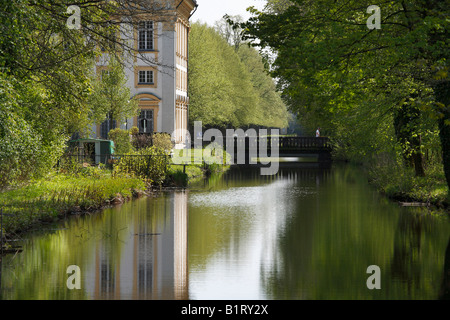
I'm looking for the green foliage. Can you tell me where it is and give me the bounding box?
[131,131,173,152]
[189,23,289,129]
[132,134,153,150]
[0,73,66,188]
[167,169,189,187]
[0,173,145,236]
[88,56,138,125]
[152,133,174,153]
[112,147,170,186]
[0,0,149,188]
[130,126,139,136]
[237,45,290,128]
[57,155,107,180]
[368,152,448,206]
[108,128,133,155]
[241,0,450,193]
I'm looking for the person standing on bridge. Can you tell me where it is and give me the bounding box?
[316,127,321,138]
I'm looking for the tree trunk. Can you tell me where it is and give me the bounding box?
[394,102,426,177]
[412,152,425,177]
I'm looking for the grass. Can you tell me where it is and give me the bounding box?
[0,148,231,237]
[165,147,231,187]
[166,162,230,187]
[0,171,146,237]
[367,158,449,209]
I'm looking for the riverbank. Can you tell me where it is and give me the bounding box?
[0,172,147,239]
[363,160,449,211]
[0,162,230,240]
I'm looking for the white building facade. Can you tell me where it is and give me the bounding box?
[93,0,197,147]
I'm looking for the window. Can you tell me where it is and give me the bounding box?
[138,21,154,51]
[138,110,154,134]
[138,70,154,84]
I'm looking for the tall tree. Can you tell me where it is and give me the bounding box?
[0,0,181,187]
[89,56,138,127]
[189,22,289,129]
[238,45,290,128]
[240,0,449,185]
[189,23,259,128]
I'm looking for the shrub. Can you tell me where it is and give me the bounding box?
[168,169,189,187]
[152,133,173,153]
[108,128,133,155]
[132,133,153,150]
[112,146,170,186]
[0,74,66,189]
[130,126,139,136]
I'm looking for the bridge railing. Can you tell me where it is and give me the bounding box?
[279,137,331,149]
[218,136,331,150]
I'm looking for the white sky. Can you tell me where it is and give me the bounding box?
[192,0,267,26]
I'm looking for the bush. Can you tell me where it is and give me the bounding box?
[0,74,66,189]
[131,133,153,150]
[168,169,189,187]
[112,146,170,186]
[130,126,139,136]
[108,128,133,155]
[152,133,173,153]
[131,131,173,152]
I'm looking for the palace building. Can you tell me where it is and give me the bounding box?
[93,0,198,147]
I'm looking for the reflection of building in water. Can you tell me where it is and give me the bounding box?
[86,191,188,300]
[174,191,188,299]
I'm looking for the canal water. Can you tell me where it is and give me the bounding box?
[0,164,449,300]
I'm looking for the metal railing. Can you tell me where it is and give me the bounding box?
[198,136,332,150]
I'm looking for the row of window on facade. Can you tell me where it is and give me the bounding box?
[100,110,154,139]
[99,20,155,139]
[100,21,155,52]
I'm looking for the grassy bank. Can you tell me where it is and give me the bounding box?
[0,157,230,239]
[365,159,449,210]
[0,171,146,238]
[165,147,231,187]
[166,162,230,187]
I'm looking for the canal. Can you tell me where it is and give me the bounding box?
[0,164,449,300]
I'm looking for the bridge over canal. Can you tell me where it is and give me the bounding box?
[199,136,333,166]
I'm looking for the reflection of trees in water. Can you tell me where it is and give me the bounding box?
[259,165,450,300]
[390,211,423,296]
[439,236,450,300]
[259,168,329,299]
[221,166,331,187]
[390,210,450,300]
[0,191,189,300]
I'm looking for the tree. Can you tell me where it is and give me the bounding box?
[189,23,258,128]
[189,22,289,129]
[89,56,138,127]
[237,45,290,128]
[0,0,185,187]
[215,15,244,51]
[240,0,449,186]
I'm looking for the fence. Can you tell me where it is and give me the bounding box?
[57,153,196,177]
[196,136,331,150]
[58,154,170,169]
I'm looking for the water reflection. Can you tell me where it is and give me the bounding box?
[1,164,449,300]
[440,236,450,300]
[0,191,188,300]
[188,165,450,300]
